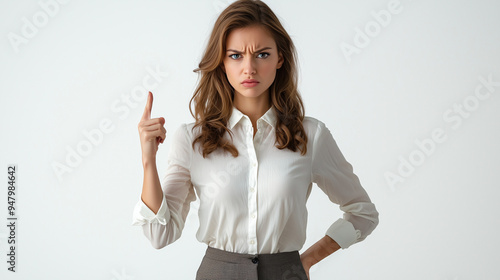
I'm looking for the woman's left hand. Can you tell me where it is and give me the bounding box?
[304,267,310,280]
[300,258,311,280]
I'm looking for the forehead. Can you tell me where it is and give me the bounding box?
[226,25,276,49]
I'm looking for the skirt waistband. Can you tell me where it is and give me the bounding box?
[204,246,300,264]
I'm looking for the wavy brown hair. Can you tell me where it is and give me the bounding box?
[189,0,307,158]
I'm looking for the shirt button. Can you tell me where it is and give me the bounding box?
[250,240,255,244]
[252,162,256,167]
[251,214,256,219]
[252,257,259,264]
[250,187,255,192]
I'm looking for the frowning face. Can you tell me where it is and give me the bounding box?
[222,24,284,103]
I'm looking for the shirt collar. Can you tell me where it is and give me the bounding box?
[228,105,277,130]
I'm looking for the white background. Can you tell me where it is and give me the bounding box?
[1,0,499,279]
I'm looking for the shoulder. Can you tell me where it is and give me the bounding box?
[303,115,327,136]
[302,115,337,152]
[174,121,201,140]
[165,122,198,168]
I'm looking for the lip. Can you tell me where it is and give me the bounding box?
[242,79,259,88]
[242,82,259,88]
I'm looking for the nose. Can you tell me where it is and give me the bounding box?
[243,56,256,75]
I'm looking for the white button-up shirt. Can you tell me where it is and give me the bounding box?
[132,105,379,254]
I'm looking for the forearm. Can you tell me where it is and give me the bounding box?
[300,235,341,268]
[141,157,163,214]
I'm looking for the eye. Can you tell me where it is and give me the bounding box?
[228,52,270,60]
[258,52,270,58]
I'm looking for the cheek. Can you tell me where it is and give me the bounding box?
[223,65,236,79]
[224,67,240,87]
[262,65,277,80]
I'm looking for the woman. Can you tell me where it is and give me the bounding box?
[132,0,379,279]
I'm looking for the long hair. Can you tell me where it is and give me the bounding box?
[189,0,308,158]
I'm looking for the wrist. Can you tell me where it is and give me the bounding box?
[142,156,156,167]
[300,253,316,268]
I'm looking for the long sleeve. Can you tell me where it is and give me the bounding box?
[311,120,379,249]
[131,123,197,249]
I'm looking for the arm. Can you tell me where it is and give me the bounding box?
[140,157,163,215]
[301,120,379,270]
[300,235,341,273]
[132,123,196,249]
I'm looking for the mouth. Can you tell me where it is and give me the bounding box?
[242,81,259,87]
[242,79,259,87]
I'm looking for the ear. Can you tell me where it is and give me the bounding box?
[277,52,284,69]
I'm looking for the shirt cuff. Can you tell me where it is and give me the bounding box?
[131,195,170,226]
[325,218,361,249]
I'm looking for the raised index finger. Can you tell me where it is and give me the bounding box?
[141,91,153,120]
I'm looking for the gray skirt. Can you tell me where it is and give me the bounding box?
[196,245,308,280]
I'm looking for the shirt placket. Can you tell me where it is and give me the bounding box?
[246,121,259,254]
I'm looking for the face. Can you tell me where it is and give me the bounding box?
[222,25,284,102]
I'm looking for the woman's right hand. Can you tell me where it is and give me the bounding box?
[138,91,166,164]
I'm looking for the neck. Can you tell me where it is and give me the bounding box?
[233,92,271,126]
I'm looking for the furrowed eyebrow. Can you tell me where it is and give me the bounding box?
[226,47,272,53]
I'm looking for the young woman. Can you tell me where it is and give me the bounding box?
[132,0,379,279]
